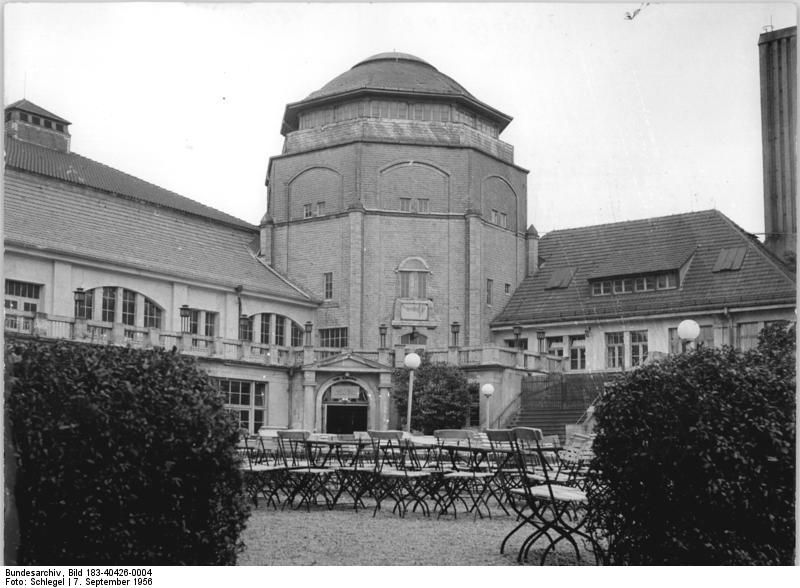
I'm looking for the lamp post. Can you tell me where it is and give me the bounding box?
[304,321,313,346]
[513,324,522,349]
[536,330,546,353]
[379,323,388,349]
[677,319,701,351]
[404,352,421,434]
[450,321,460,347]
[481,383,495,430]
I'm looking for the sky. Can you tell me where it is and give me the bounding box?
[3,2,796,237]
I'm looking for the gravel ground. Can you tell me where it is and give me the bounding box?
[238,500,594,566]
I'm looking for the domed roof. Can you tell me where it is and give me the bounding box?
[281,52,511,135]
[304,52,476,102]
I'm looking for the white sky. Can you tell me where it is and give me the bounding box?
[3,2,797,236]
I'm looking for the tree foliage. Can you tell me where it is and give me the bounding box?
[6,340,250,565]
[586,324,796,564]
[392,355,472,434]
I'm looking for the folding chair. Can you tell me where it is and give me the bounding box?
[508,427,598,564]
[434,429,495,519]
[368,430,433,518]
[276,430,335,511]
[237,433,286,509]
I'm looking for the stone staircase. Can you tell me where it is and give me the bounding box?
[510,372,614,442]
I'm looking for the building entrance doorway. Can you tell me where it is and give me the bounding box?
[322,383,369,434]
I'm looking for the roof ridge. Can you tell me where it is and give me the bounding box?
[541,209,719,239]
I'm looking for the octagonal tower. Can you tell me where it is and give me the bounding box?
[261,52,532,350]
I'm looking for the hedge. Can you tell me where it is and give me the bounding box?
[586,324,796,565]
[5,339,250,565]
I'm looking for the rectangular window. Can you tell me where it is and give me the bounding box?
[486,279,493,305]
[20,113,29,122]
[101,287,116,322]
[316,201,325,216]
[55,123,64,132]
[260,314,271,344]
[546,336,564,357]
[505,338,529,350]
[505,283,511,294]
[569,335,586,370]
[320,327,348,348]
[187,309,200,335]
[44,120,52,129]
[416,198,429,213]
[32,116,40,125]
[668,328,687,354]
[630,330,648,366]
[491,209,499,224]
[238,316,253,341]
[499,212,508,228]
[323,272,333,300]
[400,272,411,298]
[606,332,624,369]
[121,290,136,326]
[400,198,411,212]
[275,317,285,347]
[76,290,94,320]
[291,322,304,347]
[217,379,267,435]
[204,312,216,337]
[737,322,760,351]
[4,279,41,332]
[657,273,677,290]
[303,204,312,219]
[613,279,634,294]
[417,272,427,298]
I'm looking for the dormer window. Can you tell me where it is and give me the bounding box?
[592,271,678,296]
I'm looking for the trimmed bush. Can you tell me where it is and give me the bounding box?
[586,324,796,565]
[6,340,250,565]
[392,356,471,434]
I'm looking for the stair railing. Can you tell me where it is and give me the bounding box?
[489,388,522,430]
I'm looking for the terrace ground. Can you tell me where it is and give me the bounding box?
[239,502,594,566]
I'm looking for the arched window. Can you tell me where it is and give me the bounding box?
[397,257,431,299]
[76,286,163,329]
[246,313,304,346]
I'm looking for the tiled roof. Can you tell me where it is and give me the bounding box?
[493,210,796,326]
[306,53,476,102]
[4,154,314,304]
[282,52,512,134]
[4,137,254,229]
[6,99,71,124]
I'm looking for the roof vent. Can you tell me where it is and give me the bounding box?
[712,247,747,272]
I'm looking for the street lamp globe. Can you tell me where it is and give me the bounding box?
[404,352,421,370]
[481,383,495,398]
[677,319,701,341]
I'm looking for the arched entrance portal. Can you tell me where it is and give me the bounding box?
[322,383,369,434]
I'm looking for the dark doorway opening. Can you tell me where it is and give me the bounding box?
[325,405,368,434]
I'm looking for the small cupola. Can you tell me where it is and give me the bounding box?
[5,99,71,153]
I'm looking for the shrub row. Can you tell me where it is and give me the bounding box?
[6,340,250,565]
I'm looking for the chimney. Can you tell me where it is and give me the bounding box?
[5,100,71,153]
[526,225,540,276]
